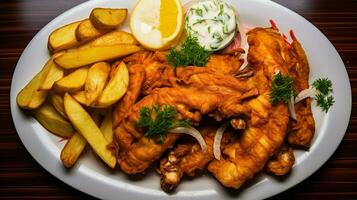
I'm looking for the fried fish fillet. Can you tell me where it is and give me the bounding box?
[115,87,224,174]
[266,143,295,175]
[208,27,291,189]
[159,126,236,192]
[288,32,315,148]
[115,74,255,174]
[113,63,145,128]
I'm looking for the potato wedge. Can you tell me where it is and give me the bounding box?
[48,20,83,53]
[27,91,49,109]
[90,8,127,30]
[100,111,113,142]
[60,111,101,168]
[54,44,141,69]
[33,102,74,138]
[72,90,87,105]
[96,62,129,107]
[60,132,86,167]
[54,67,88,92]
[40,53,64,90]
[85,62,110,105]
[76,19,108,42]
[49,93,67,119]
[78,31,138,49]
[17,57,53,109]
[64,93,116,168]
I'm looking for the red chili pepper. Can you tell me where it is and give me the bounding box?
[290,29,297,41]
[269,19,278,30]
[282,33,291,49]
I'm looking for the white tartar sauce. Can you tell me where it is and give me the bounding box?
[185,0,237,51]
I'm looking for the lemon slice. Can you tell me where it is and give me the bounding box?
[130,0,184,50]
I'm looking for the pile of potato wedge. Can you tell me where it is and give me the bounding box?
[16,7,141,168]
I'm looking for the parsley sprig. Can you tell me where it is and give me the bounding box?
[270,72,295,105]
[313,78,333,95]
[312,78,334,112]
[167,36,212,67]
[137,105,191,143]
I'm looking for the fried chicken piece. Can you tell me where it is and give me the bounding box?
[287,32,315,148]
[208,27,291,189]
[266,144,295,175]
[208,94,289,188]
[159,126,236,192]
[122,50,155,66]
[142,61,176,95]
[115,87,224,174]
[113,64,145,128]
[115,75,256,174]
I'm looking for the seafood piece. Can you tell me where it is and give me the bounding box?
[208,27,291,189]
[113,63,145,128]
[288,31,315,148]
[159,126,235,192]
[266,144,295,175]
[115,87,224,174]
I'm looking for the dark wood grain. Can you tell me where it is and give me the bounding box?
[0,0,356,199]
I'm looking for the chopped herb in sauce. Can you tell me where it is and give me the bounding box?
[195,8,203,17]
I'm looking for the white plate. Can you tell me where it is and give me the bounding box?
[10,0,351,199]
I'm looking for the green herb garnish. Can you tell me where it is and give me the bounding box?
[312,78,333,95]
[312,78,334,112]
[167,36,212,67]
[137,105,191,143]
[270,72,295,105]
[316,94,335,112]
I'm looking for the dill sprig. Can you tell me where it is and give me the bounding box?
[137,105,191,143]
[312,78,333,95]
[167,36,212,67]
[270,72,295,105]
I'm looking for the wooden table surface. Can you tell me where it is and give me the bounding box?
[1,0,356,199]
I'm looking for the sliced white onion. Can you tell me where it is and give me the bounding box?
[239,44,249,71]
[234,8,249,71]
[169,126,207,152]
[295,87,317,103]
[213,123,229,160]
[274,69,280,75]
[288,96,297,120]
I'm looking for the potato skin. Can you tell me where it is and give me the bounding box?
[89,8,127,30]
[75,19,109,42]
[48,20,83,53]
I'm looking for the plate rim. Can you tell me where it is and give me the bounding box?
[10,0,352,199]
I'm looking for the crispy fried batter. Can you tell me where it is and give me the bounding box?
[266,144,295,175]
[115,87,224,174]
[112,26,314,191]
[159,126,236,192]
[208,27,291,189]
[288,37,315,148]
[113,63,145,128]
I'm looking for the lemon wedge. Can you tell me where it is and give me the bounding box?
[130,0,184,50]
